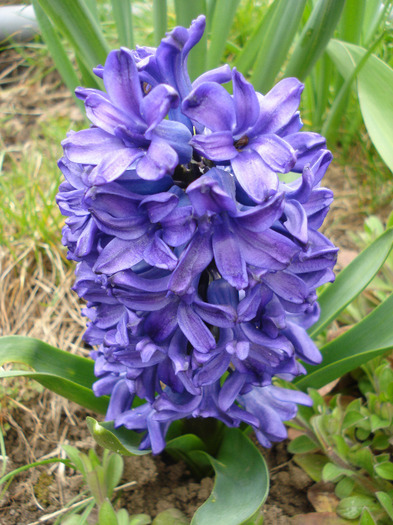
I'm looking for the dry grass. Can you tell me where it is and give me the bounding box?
[0,244,86,354]
[0,44,86,355]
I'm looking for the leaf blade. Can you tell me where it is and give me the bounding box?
[296,293,393,390]
[0,335,108,413]
[309,228,393,338]
[191,428,269,525]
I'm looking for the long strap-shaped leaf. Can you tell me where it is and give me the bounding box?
[153,0,167,46]
[35,0,110,76]
[295,293,393,390]
[309,228,393,338]
[32,0,85,113]
[111,0,134,49]
[206,0,240,70]
[327,39,393,174]
[0,336,108,414]
[174,0,207,80]
[250,0,307,94]
[284,0,346,81]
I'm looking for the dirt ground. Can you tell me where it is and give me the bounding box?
[0,41,391,524]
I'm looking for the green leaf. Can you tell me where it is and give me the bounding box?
[337,495,380,520]
[287,434,319,454]
[327,39,393,173]
[98,499,118,525]
[129,514,152,525]
[191,428,269,525]
[296,293,393,390]
[206,0,240,70]
[35,0,110,78]
[104,453,124,497]
[293,453,330,482]
[174,0,207,80]
[360,508,377,525]
[322,32,386,142]
[338,0,366,45]
[372,433,390,451]
[335,476,355,499]
[376,491,393,520]
[249,0,307,93]
[32,0,85,114]
[153,0,167,46]
[342,410,366,430]
[166,434,210,477]
[374,462,393,481]
[86,417,150,456]
[63,445,86,475]
[0,336,108,414]
[309,228,393,338]
[370,414,390,432]
[284,0,346,81]
[322,463,354,482]
[152,508,188,525]
[111,0,134,49]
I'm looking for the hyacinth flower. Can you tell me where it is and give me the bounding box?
[57,15,338,454]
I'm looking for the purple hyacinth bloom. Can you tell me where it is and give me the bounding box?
[62,48,192,186]
[182,69,326,203]
[57,15,338,454]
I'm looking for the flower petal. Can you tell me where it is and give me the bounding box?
[88,148,143,185]
[177,303,216,352]
[190,131,238,162]
[62,128,124,165]
[103,48,144,122]
[141,83,179,136]
[136,137,178,180]
[169,232,213,294]
[253,78,303,135]
[251,134,296,173]
[232,68,259,136]
[182,82,235,131]
[231,149,278,203]
[212,220,248,290]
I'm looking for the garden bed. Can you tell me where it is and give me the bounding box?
[1,37,392,524]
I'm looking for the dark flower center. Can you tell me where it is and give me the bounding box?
[173,155,214,188]
[234,135,249,151]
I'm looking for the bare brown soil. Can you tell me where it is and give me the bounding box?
[0,44,391,524]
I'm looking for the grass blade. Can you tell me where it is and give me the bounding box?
[111,0,134,49]
[153,0,167,46]
[32,0,85,111]
[206,0,240,70]
[0,335,108,413]
[250,0,307,93]
[295,293,393,390]
[309,228,393,338]
[284,0,346,81]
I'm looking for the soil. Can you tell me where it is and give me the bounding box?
[0,393,313,525]
[0,39,391,525]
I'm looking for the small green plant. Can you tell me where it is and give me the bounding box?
[58,446,188,524]
[289,357,393,524]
